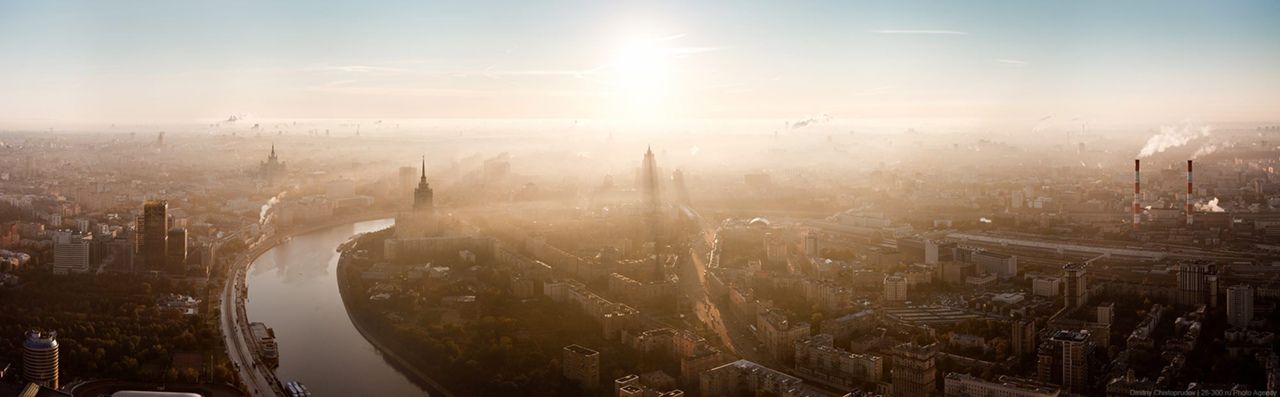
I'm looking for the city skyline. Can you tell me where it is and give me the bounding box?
[1,3,1278,397]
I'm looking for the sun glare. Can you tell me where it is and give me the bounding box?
[610,35,674,118]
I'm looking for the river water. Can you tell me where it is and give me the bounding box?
[245,218,430,396]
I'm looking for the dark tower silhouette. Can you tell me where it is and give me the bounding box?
[642,146,659,205]
[140,200,168,272]
[414,156,434,213]
[259,144,286,184]
[641,147,662,279]
[166,227,187,274]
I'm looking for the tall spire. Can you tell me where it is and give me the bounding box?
[413,155,434,212]
[270,143,276,157]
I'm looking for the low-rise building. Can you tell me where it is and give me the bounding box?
[794,334,884,388]
[944,373,1060,397]
[544,279,640,339]
[819,309,876,341]
[1033,277,1062,298]
[700,360,807,397]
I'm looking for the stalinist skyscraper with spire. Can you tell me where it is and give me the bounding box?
[640,146,664,280]
[413,157,434,213]
[394,157,440,239]
[386,157,490,261]
[258,144,286,184]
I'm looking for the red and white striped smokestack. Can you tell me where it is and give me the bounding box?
[1187,160,1194,225]
[1134,159,1141,230]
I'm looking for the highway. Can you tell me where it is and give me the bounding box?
[680,206,771,365]
[219,241,282,397]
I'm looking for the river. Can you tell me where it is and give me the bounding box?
[244,218,430,396]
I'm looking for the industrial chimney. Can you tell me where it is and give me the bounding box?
[1187,160,1194,226]
[1134,159,1141,231]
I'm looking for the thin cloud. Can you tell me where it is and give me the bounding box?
[307,80,602,98]
[870,29,969,35]
[453,69,596,77]
[995,59,1029,66]
[670,47,727,55]
[305,65,408,73]
[655,33,688,42]
[308,64,600,79]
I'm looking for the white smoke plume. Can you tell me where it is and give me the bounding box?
[259,191,287,224]
[788,113,832,129]
[1137,123,1213,158]
[1196,197,1225,213]
[1031,115,1053,133]
[1191,143,1220,159]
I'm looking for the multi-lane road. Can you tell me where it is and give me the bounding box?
[679,206,771,365]
[218,243,282,397]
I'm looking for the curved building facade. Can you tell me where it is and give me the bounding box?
[23,330,59,389]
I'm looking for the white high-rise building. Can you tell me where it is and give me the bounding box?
[52,230,91,275]
[23,330,59,389]
[1227,284,1254,328]
[1050,330,1092,394]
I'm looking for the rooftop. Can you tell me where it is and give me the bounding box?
[564,344,599,356]
[713,360,801,384]
[947,373,1061,394]
[894,342,939,356]
[1050,329,1090,342]
[23,330,57,350]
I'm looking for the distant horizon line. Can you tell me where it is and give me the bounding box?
[1,116,1275,127]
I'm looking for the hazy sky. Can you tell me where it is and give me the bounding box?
[1,0,1278,125]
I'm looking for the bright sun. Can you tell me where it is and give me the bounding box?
[610,35,674,118]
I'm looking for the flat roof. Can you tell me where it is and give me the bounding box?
[564,344,599,355]
[1063,262,1087,271]
[1050,329,1090,342]
[973,250,1014,259]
